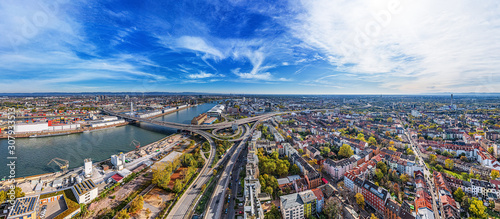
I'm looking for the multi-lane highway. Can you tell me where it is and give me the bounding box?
[224,150,246,219]
[203,122,259,219]
[166,130,216,219]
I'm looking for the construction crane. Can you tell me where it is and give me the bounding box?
[47,158,69,172]
[130,139,141,149]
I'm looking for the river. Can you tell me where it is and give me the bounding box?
[0,103,216,178]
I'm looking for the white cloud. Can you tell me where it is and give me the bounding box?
[176,36,225,59]
[288,0,500,93]
[187,71,222,79]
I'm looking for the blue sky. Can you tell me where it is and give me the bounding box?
[0,0,499,94]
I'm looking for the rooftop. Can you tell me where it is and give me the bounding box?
[8,196,39,217]
[280,193,304,210]
[73,179,97,196]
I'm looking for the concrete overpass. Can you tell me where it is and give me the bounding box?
[101,109,283,131]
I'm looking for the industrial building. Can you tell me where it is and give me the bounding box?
[7,196,39,219]
[84,158,92,178]
[14,122,81,133]
[88,116,125,128]
[191,113,207,125]
[206,104,225,117]
[71,179,98,204]
[111,153,126,170]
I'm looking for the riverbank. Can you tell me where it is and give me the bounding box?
[0,104,197,139]
[0,133,182,187]
[0,121,130,139]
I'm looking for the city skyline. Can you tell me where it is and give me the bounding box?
[1,0,500,94]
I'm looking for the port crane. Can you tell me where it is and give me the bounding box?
[130,139,141,149]
[47,158,69,172]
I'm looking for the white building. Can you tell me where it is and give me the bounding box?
[71,179,98,204]
[111,153,126,170]
[14,122,81,133]
[280,193,304,219]
[14,123,48,133]
[84,158,92,178]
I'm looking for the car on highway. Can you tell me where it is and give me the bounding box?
[225,208,228,214]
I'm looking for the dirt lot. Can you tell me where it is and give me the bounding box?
[132,187,174,219]
[88,172,152,218]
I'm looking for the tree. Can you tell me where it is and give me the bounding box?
[145,208,152,219]
[453,188,465,203]
[375,169,384,182]
[385,131,391,137]
[429,154,437,163]
[129,195,144,214]
[460,156,468,162]
[266,186,273,195]
[445,159,454,170]
[0,191,6,203]
[406,148,414,155]
[371,214,379,219]
[426,146,433,151]
[14,187,24,198]
[387,117,393,123]
[488,147,494,155]
[289,164,300,175]
[376,161,388,174]
[152,164,171,190]
[437,128,443,132]
[461,172,470,181]
[116,209,130,219]
[338,144,353,158]
[469,197,487,218]
[265,205,281,219]
[173,180,184,193]
[323,197,341,219]
[357,133,365,141]
[491,170,500,179]
[400,174,409,184]
[321,147,331,155]
[298,149,304,154]
[388,146,397,152]
[436,164,443,172]
[368,137,377,146]
[308,159,317,166]
[355,193,365,209]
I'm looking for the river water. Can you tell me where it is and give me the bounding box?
[0,103,216,178]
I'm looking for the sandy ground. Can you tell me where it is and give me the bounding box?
[88,172,152,217]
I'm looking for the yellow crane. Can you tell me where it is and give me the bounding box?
[47,158,69,172]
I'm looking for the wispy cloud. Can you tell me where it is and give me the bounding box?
[187,71,224,79]
[287,0,500,93]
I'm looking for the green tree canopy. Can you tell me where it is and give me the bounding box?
[338,144,353,158]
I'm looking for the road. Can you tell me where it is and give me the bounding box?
[204,123,257,219]
[167,130,217,219]
[224,148,247,219]
[103,109,281,131]
[403,124,442,219]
